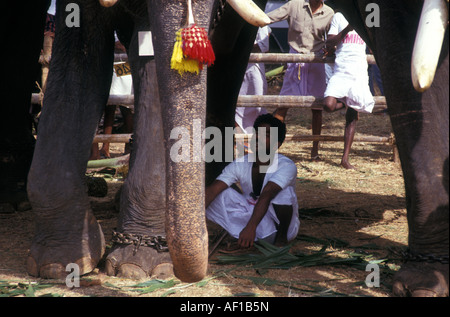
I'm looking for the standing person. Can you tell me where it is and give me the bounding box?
[41,0,56,93]
[90,34,134,160]
[99,38,134,158]
[266,0,334,161]
[323,12,375,169]
[235,26,271,135]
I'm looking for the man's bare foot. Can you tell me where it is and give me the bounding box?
[341,160,355,169]
[99,149,111,159]
[274,235,288,247]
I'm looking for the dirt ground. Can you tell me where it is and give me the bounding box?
[0,97,410,298]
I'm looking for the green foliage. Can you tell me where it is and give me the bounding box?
[0,280,61,297]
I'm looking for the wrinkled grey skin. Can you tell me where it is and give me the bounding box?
[332,0,449,296]
[26,0,263,283]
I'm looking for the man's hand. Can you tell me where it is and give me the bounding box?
[238,224,257,248]
[237,181,283,248]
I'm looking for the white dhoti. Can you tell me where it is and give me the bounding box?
[110,62,134,110]
[324,57,375,113]
[206,187,299,242]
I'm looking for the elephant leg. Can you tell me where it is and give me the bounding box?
[391,52,449,297]
[105,21,172,279]
[0,1,48,206]
[377,2,448,295]
[26,1,114,279]
[340,0,449,297]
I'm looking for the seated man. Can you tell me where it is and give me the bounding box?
[205,114,300,248]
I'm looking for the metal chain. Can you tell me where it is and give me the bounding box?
[402,249,449,264]
[111,230,169,254]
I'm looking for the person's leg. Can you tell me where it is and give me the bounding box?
[89,143,100,160]
[119,106,133,154]
[341,107,359,169]
[272,204,293,246]
[205,188,250,240]
[311,109,322,160]
[324,96,345,113]
[273,107,288,122]
[99,105,117,158]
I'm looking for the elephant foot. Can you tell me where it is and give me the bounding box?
[26,212,105,279]
[105,244,173,280]
[392,261,449,297]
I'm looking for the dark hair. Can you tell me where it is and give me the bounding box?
[253,113,287,145]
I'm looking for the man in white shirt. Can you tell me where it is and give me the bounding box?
[205,114,300,248]
[323,12,375,169]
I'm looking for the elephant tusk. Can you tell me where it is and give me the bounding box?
[226,0,271,27]
[99,0,119,7]
[411,0,448,92]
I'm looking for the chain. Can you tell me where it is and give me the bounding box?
[111,230,169,254]
[401,249,449,264]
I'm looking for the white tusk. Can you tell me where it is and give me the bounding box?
[411,0,448,92]
[227,0,271,27]
[99,0,118,7]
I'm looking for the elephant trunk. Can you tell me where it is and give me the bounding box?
[165,161,209,283]
[148,0,211,282]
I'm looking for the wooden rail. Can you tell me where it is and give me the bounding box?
[92,133,392,145]
[112,52,377,65]
[34,52,394,160]
[31,94,387,111]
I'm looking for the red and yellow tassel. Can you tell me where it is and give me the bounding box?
[171,1,215,75]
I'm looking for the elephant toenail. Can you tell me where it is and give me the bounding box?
[151,263,174,279]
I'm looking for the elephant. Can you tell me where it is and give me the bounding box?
[2,0,447,297]
[329,0,449,296]
[0,1,50,207]
[12,0,269,283]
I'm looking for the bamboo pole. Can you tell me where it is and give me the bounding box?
[94,133,392,144]
[39,53,377,64]
[235,134,393,143]
[93,133,132,143]
[248,53,376,64]
[31,94,387,111]
[236,95,387,111]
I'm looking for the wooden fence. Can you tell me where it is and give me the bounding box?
[32,52,396,160]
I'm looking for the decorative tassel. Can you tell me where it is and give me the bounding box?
[170,0,215,75]
[181,25,215,67]
[171,30,201,75]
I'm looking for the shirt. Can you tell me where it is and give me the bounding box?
[267,0,334,53]
[217,153,298,200]
[328,12,367,65]
[214,153,300,240]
